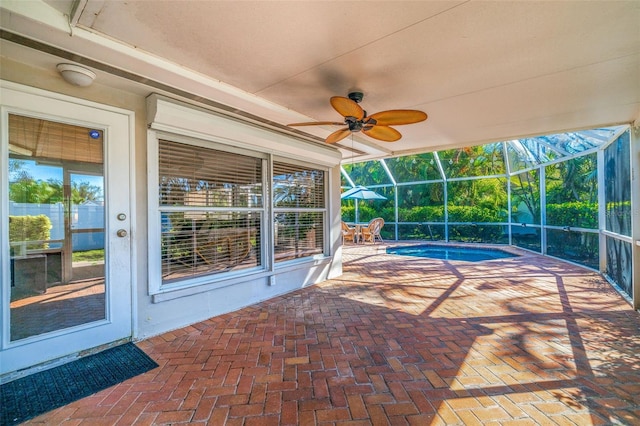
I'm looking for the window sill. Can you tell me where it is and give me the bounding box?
[151,256,332,303]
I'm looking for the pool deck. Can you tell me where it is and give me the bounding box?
[26,243,640,425]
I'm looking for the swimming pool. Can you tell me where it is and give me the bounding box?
[386,244,518,262]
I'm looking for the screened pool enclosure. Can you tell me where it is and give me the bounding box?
[341,126,636,305]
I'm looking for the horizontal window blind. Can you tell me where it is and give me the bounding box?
[153,139,328,286]
[273,162,326,262]
[161,211,261,283]
[273,162,325,208]
[157,139,264,285]
[159,140,263,208]
[274,211,324,262]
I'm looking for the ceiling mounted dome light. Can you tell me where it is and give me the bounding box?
[56,63,96,87]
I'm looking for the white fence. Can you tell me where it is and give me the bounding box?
[9,202,104,251]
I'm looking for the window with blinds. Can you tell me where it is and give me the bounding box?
[273,162,326,262]
[158,140,263,283]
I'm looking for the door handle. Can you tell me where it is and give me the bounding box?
[116,229,128,238]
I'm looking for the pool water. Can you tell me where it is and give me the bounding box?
[386,245,518,262]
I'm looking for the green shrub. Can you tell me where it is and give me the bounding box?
[447,205,504,222]
[400,205,445,222]
[546,202,598,228]
[343,204,505,225]
[9,215,52,252]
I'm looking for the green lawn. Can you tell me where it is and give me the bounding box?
[72,249,104,263]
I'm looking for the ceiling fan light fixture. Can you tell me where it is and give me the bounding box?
[57,63,96,87]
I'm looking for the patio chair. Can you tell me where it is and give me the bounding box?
[341,221,358,244]
[360,218,384,244]
[195,226,252,269]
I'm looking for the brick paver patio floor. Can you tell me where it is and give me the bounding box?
[27,244,640,425]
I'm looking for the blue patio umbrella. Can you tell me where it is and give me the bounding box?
[341,186,387,200]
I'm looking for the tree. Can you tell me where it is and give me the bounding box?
[9,159,103,204]
[545,154,597,204]
[511,170,540,224]
[71,181,103,204]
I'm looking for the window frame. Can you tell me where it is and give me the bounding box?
[272,156,328,266]
[148,131,269,295]
[146,95,341,300]
[148,134,331,297]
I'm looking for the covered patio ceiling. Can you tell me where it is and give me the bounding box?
[1,1,639,162]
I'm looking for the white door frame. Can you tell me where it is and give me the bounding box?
[0,81,135,376]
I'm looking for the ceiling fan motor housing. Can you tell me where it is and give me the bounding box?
[348,92,364,103]
[346,117,364,132]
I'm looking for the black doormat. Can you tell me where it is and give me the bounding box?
[1,343,158,425]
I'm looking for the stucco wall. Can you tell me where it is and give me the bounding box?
[1,57,343,344]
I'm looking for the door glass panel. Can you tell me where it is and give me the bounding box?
[7,114,106,341]
[71,173,105,282]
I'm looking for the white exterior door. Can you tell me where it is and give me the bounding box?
[0,82,134,376]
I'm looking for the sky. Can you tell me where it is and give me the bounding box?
[10,159,104,193]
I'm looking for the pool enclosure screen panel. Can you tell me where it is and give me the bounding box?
[603,132,632,298]
[343,160,392,187]
[439,144,507,177]
[341,126,635,304]
[606,237,632,297]
[385,153,441,182]
[397,183,445,220]
[546,229,599,270]
[544,153,598,229]
[604,133,631,237]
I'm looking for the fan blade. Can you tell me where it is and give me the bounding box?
[363,125,402,142]
[368,110,427,126]
[288,121,344,127]
[330,96,364,120]
[326,128,352,144]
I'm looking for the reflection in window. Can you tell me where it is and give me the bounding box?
[606,237,632,298]
[604,132,631,237]
[161,212,260,283]
[274,212,324,262]
[273,162,325,262]
[7,114,106,340]
[158,140,263,285]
